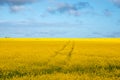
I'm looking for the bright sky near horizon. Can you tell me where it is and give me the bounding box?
[0,0,120,38]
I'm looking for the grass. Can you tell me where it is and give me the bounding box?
[0,38,120,80]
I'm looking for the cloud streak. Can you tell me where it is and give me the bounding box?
[92,32,120,37]
[103,9,112,16]
[47,2,92,16]
[0,0,37,5]
[0,0,37,12]
[111,0,120,8]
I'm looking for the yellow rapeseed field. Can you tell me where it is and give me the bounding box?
[0,38,120,80]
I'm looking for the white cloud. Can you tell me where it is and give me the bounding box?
[110,0,120,8]
[0,0,38,12]
[10,5,25,12]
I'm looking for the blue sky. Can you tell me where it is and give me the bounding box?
[0,0,120,38]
